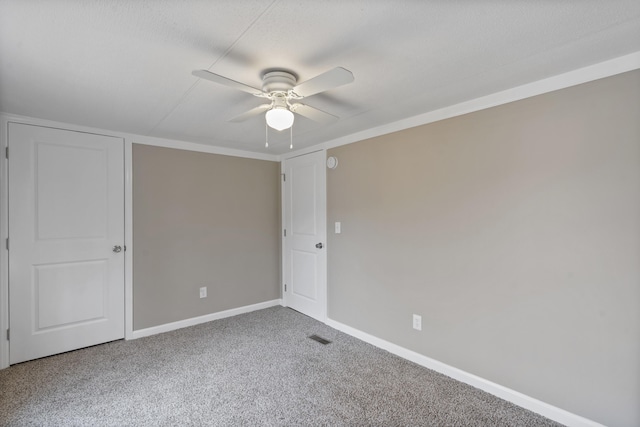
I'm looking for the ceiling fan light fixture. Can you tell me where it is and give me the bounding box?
[265,107,294,131]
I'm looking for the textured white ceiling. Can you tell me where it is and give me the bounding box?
[1,0,640,155]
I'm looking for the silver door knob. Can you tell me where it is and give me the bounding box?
[315,242,323,249]
[112,245,122,253]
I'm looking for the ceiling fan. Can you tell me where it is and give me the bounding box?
[192,67,354,132]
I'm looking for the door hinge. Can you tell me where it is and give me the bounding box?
[282,173,286,182]
[283,229,286,237]
[5,238,7,250]
[6,329,9,341]
[284,284,287,292]
[124,245,127,252]
[5,147,7,159]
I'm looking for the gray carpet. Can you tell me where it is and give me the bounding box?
[0,306,562,426]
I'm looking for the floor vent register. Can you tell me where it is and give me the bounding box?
[308,334,332,345]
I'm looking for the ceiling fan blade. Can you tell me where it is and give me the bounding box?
[192,70,263,96]
[290,103,338,124]
[229,104,272,122]
[292,67,354,98]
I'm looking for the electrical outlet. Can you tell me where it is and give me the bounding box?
[335,221,341,234]
[199,287,207,298]
[413,314,422,331]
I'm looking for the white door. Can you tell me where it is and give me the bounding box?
[283,150,326,321]
[8,123,125,364]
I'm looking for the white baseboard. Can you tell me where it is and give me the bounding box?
[325,318,604,427]
[130,299,282,340]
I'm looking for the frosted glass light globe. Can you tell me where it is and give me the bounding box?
[265,108,294,131]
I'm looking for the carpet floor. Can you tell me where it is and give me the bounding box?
[0,306,562,426]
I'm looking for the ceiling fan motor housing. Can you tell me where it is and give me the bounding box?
[262,71,297,93]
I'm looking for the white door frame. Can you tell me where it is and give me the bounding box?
[0,116,9,369]
[124,139,134,341]
[280,149,328,322]
[0,114,134,369]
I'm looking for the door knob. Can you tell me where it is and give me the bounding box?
[315,242,323,249]
[112,245,122,253]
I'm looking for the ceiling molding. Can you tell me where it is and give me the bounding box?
[279,51,640,160]
[0,112,279,162]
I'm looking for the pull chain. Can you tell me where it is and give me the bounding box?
[289,125,293,150]
[265,121,269,148]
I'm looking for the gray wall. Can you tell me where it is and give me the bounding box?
[326,70,640,427]
[132,144,280,330]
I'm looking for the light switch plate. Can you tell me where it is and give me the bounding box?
[335,222,341,234]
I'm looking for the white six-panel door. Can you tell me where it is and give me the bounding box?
[283,151,326,321]
[8,123,125,364]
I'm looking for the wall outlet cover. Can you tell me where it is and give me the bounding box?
[413,314,422,331]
